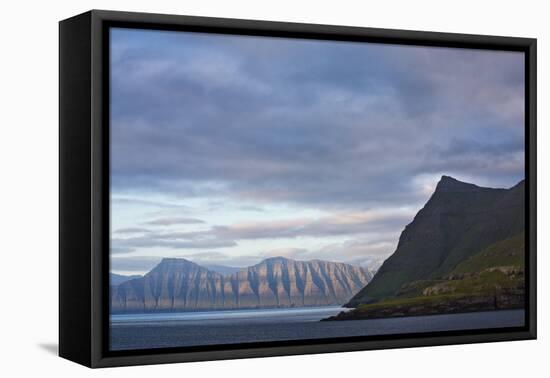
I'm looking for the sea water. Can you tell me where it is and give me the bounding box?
[110,307,524,350]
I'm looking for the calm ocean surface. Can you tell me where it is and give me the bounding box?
[110,306,524,350]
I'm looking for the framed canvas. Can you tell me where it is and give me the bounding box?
[59,10,537,368]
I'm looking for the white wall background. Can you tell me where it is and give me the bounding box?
[0,0,546,376]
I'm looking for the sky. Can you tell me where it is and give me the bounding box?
[109,27,525,275]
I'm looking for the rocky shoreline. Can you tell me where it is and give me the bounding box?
[322,289,524,321]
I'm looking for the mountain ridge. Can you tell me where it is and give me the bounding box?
[346,176,525,307]
[111,256,372,313]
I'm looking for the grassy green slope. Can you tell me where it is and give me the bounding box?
[328,233,525,320]
[451,232,524,275]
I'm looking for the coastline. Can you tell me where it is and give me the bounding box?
[322,292,524,321]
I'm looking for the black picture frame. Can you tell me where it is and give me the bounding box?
[59,9,537,368]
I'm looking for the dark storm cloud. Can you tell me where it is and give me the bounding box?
[110,29,525,208]
[421,136,524,183]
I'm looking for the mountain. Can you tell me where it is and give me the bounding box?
[204,264,243,276]
[110,273,142,286]
[346,176,525,308]
[327,231,525,320]
[111,257,372,313]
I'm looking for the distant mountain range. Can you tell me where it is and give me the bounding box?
[111,175,525,319]
[328,176,525,321]
[203,264,243,276]
[110,273,142,286]
[111,257,372,313]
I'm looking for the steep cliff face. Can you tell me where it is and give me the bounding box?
[111,257,372,313]
[346,176,525,306]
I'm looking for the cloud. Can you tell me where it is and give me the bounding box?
[112,196,191,209]
[110,246,136,254]
[143,217,205,226]
[110,30,525,212]
[115,227,151,234]
[111,209,413,253]
[108,29,526,268]
[110,236,396,274]
[112,235,236,250]
[208,209,414,240]
[111,256,162,272]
